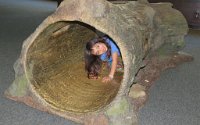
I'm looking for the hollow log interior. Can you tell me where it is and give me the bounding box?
[26,21,123,113]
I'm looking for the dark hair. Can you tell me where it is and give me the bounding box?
[85,37,111,78]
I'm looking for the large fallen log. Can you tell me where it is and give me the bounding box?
[5,0,189,124]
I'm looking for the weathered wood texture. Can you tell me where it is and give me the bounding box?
[148,0,200,28]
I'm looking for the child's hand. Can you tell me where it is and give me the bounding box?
[102,76,113,83]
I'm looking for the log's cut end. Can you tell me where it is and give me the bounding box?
[25,21,123,113]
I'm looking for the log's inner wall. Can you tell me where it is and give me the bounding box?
[26,21,123,113]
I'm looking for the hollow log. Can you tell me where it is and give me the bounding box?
[5,0,188,124]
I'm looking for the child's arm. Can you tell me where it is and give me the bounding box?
[102,52,118,83]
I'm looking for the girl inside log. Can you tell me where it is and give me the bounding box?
[84,36,123,83]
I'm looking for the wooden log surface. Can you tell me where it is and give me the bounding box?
[5,0,188,124]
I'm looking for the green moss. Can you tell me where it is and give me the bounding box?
[156,44,172,57]
[106,98,129,116]
[8,74,29,97]
[174,39,185,49]
[156,39,185,57]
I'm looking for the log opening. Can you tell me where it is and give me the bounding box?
[26,21,123,113]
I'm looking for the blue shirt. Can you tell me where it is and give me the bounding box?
[100,37,120,65]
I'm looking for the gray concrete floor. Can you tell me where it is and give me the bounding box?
[0,0,199,125]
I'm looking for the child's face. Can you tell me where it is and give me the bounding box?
[91,42,107,55]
